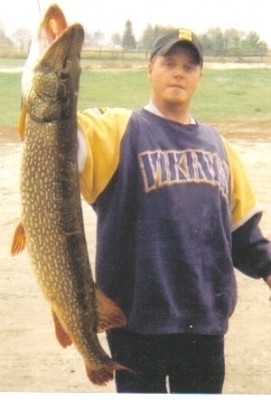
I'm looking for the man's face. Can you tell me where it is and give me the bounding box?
[148,45,202,111]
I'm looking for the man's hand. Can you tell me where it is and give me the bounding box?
[264,275,271,302]
[264,274,271,289]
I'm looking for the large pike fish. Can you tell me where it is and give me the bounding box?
[11,4,128,386]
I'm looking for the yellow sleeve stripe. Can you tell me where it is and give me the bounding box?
[231,204,261,232]
[77,108,132,204]
[221,136,259,231]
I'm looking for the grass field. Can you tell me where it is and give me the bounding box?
[0,66,270,127]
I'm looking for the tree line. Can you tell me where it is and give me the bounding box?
[0,19,269,58]
[124,23,269,57]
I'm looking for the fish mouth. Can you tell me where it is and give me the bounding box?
[22,4,85,93]
[38,23,84,72]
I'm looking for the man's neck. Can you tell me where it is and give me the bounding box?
[145,101,195,125]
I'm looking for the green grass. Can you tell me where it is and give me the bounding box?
[0,72,22,126]
[79,69,149,110]
[0,67,270,127]
[193,68,271,121]
[0,58,25,68]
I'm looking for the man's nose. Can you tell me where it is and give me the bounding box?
[173,66,185,77]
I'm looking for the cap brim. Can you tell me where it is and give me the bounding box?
[158,38,200,57]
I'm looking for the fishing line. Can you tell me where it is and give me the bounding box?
[37,0,42,16]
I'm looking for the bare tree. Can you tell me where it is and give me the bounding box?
[11,28,32,53]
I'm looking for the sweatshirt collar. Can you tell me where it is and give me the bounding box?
[144,101,196,124]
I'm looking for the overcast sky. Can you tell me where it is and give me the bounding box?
[0,0,271,45]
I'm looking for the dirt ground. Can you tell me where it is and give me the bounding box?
[1,121,271,394]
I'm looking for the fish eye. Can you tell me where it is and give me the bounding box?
[58,69,68,80]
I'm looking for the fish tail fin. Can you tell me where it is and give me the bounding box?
[11,222,26,256]
[95,287,127,332]
[86,360,133,386]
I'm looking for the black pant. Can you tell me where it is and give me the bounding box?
[107,329,225,393]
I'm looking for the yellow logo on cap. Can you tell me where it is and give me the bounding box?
[178,28,193,42]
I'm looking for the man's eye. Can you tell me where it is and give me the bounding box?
[184,64,195,72]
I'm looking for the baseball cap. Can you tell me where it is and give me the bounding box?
[150,28,203,66]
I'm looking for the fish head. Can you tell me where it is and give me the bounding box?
[29,22,84,123]
[19,4,84,137]
[22,4,68,99]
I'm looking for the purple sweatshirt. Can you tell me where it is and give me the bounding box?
[77,107,271,335]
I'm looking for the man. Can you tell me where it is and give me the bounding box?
[77,28,271,393]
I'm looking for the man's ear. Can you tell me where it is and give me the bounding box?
[147,61,153,80]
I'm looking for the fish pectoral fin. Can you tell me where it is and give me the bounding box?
[95,288,127,332]
[11,222,27,256]
[51,309,72,348]
[18,101,27,141]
